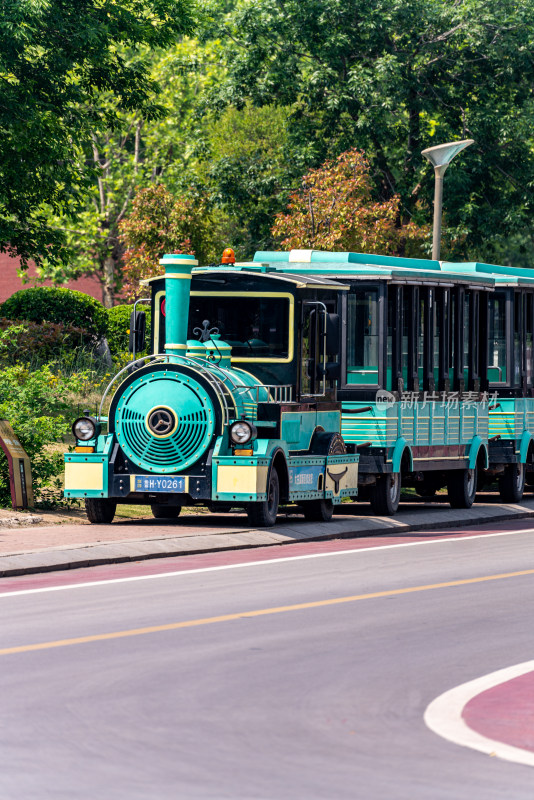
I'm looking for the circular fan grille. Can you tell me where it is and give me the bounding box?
[115,372,215,472]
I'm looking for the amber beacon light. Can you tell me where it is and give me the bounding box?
[221,247,236,264]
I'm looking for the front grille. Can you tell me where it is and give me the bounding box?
[114,370,215,472]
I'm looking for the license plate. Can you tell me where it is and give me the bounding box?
[134,476,185,493]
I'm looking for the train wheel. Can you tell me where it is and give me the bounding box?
[369,473,401,516]
[447,467,477,508]
[85,498,117,524]
[302,499,334,522]
[498,463,525,503]
[247,468,279,527]
[151,504,181,519]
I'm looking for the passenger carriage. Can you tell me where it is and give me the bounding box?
[441,261,534,502]
[251,250,493,514]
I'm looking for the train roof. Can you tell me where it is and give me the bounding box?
[141,267,351,291]
[142,250,534,291]
[442,261,534,287]
[247,250,494,288]
[250,249,534,288]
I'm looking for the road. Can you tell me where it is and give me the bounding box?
[1,522,534,799]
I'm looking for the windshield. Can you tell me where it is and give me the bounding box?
[155,292,292,361]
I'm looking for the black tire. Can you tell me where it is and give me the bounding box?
[525,470,534,487]
[369,473,401,515]
[151,504,181,519]
[85,498,117,524]
[302,499,334,522]
[309,431,346,455]
[447,466,477,508]
[247,468,279,527]
[498,463,525,503]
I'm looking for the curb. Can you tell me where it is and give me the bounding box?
[1,499,534,578]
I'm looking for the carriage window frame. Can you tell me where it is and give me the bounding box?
[526,292,534,387]
[513,290,523,388]
[153,290,295,363]
[487,290,509,388]
[342,284,385,389]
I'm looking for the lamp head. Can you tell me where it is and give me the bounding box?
[422,139,474,169]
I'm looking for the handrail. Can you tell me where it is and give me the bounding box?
[99,353,173,418]
[98,352,237,427]
[131,297,150,362]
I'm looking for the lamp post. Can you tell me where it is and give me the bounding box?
[422,139,474,261]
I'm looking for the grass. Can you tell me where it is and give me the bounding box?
[114,504,212,519]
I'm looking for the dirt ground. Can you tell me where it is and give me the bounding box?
[0,503,211,528]
[0,506,90,528]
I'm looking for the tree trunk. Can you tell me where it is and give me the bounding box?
[102,255,115,308]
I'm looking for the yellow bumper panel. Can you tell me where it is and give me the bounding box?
[64,462,104,492]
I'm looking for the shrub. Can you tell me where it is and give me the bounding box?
[107,304,151,356]
[0,287,107,342]
[0,319,86,366]
[0,365,78,507]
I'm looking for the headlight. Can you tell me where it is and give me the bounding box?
[229,421,256,445]
[72,417,96,441]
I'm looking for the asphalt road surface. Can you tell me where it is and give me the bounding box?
[1,524,534,799]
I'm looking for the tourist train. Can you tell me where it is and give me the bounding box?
[65,248,534,525]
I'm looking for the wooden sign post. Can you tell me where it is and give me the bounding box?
[0,420,34,509]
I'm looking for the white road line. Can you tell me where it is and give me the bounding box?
[0,527,533,598]
[424,661,534,768]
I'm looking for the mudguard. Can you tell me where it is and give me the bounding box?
[519,431,534,464]
[468,436,488,469]
[390,438,412,473]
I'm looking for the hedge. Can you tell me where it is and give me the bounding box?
[107,304,151,355]
[0,318,86,365]
[0,287,107,341]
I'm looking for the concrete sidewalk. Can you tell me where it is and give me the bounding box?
[1,495,534,578]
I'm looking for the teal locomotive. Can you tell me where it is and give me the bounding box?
[65,253,359,525]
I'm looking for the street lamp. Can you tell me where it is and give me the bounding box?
[422,139,474,260]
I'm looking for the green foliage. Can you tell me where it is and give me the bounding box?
[0,287,107,342]
[210,0,534,260]
[0,0,196,269]
[0,366,78,507]
[201,103,298,257]
[107,304,151,355]
[0,320,86,366]
[37,37,224,304]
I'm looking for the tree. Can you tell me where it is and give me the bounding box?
[201,102,297,257]
[0,0,195,270]
[209,0,534,261]
[119,184,212,300]
[36,37,225,305]
[272,149,427,254]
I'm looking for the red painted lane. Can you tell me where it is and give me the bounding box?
[463,671,534,753]
[1,521,532,594]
